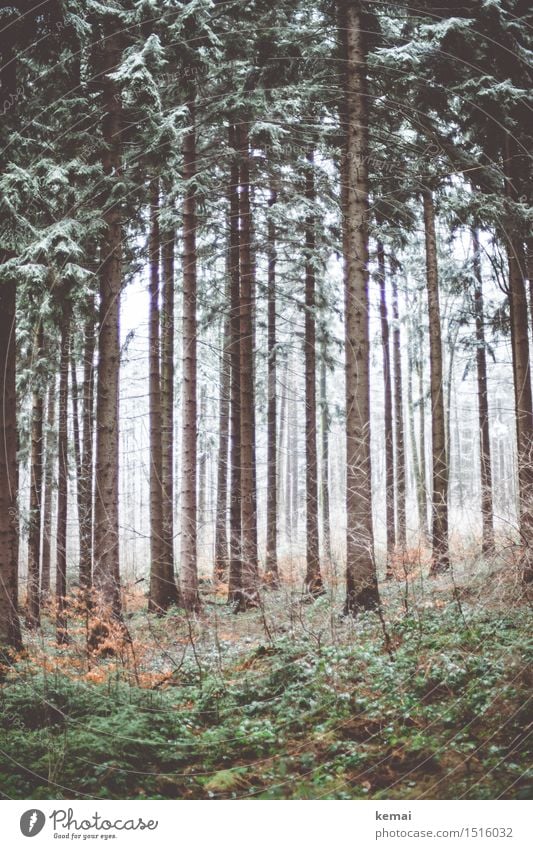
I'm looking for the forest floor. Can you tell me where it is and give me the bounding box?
[1,553,532,800]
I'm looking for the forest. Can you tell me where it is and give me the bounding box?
[0,0,532,802]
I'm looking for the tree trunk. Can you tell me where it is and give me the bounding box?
[93,30,123,619]
[79,303,95,591]
[507,238,533,578]
[265,184,279,586]
[304,151,323,596]
[472,228,495,555]
[27,322,45,628]
[416,297,429,537]
[161,225,179,604]
[237,120,259,607]
[41,379,56,599]
[407,337,423,539]
[423,189,449,574]
[56,297,70,643]
[341,0,380,613]
[214,304,231,583]
[228,127,243,606]
[504,135,533,581]
[0,275,22,650]
[198,385,207,550]
[148,180,167,613]
[289,362,299,546]
[377,239,395,575]
[278,354,289,545]
[320,345,332,563]
[391,264,406,550]
[180,101,200,611]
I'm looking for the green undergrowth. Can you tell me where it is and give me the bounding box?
[0,606,531,800]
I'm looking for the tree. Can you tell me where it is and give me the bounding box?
[228,128,243,607]
[423,190,449,574]
[92,22,123,620]
[391,260,406,550]
[26,322,45,628]
[377,239,395,574]
[161,223,179,604]
[237,120,259,607]
[0,273,21,650]
[180,101,200,612]
[304,151,323,596]
[148,181,167,613]
[265,184,279,586]
[56,292,71,643]
[472,228,495,555]
[341,0,380,613]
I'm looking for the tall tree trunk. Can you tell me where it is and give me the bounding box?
[416,297,429,537]
[0,48,21,650]
[56,297,70,643]
[304,151,323,596]
[0,275,22,650]
[198,385,207,550]
[265,185,279,586]
[161,225,179,604]
[79,304,95,591]
[472,228,495,555]
[320,345,332,563]
[26,322,45,628]
[391,265,406,550]
[278,354,289,545]
[407,337,424,539]
[289,362,299,545]
[377,239,395,575]
[341,0,380,613]
[228,127,243,606]
[214,305,231,583]
[423,189,449,574]
[41,379,57,599]
[504,135,533,581]
[148,180,167,613]
[93,30,122,619]
[180,101,200,611]
[237,120,259,607]
[70,353,82,521]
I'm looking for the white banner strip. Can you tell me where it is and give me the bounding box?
[2,799,531,848]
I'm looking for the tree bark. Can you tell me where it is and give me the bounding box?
[320,344,332,563]
[180,101,200,611]
[504,134,533,581]
[214,304,231,584]
[264,184,279,586]
[416,297,429,537]
[228,127,243,606]
[93,29,123,619]
[79,303,95,591]
[0,275,22,650]
[304,151,323,596]
[377,239,395,574]
[56,296,70,643]
[391,263,406,550]
[289,361,299,546]
[198,384,207,550]
[472,228,495,555]
[341,0,380,613]
[423,189,449,574]
[41,379,56,599]
[26,322,45,628]
[148,180,168,613]
[237,120,259,607]
[161,224,179,604]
